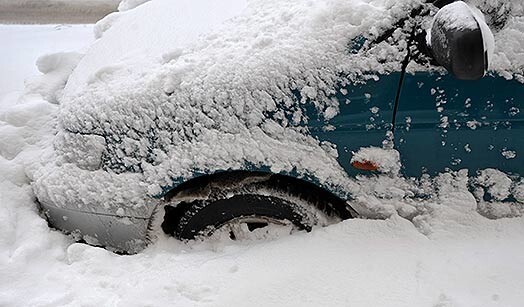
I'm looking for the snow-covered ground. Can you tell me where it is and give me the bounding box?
[1,6,524,307]
[0,25,94,100]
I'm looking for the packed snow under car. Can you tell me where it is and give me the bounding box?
[32,0,524,253]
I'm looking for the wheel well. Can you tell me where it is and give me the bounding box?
[160,170,357,236]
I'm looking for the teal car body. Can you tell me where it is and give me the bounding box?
[310,73,523,179]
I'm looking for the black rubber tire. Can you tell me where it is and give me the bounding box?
[160,172,355,240]
[176,194,311,239]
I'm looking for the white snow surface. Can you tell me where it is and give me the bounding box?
[436,1,480,31]
[1,3,524,306]
[350,146,401,174]
[117,0,150,11]
[70,0,250,93]
[2,73,524,306]
[0,25,94,100]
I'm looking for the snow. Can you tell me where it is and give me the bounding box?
[435,2,480,32]
[350,146,401,175]
[1,1,524,306]
[117,0,150,11]
[0,25,93,100]
[3,173,524,306]
[67,0,250,94]
[427,1,495,71]
[18,0,524,251]
[25,52,84,104]
[502,149,517,160]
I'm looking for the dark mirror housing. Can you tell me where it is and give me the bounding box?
[429,1,494,80]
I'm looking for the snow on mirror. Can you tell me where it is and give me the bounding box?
[428,1,495,80]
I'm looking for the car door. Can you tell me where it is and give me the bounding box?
[311,73,400,176]
[309,9,421,177]
[308,22,422,176]
[394,70,523,177]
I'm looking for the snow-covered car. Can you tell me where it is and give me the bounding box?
[33,0,523,253]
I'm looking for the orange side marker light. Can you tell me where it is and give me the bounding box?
[351,160,379,171]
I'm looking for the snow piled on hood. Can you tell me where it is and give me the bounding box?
[72,0,250,93]
[72,0,524,98]
[64,0,417,99]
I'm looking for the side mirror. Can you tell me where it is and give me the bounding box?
[429,1,494,80]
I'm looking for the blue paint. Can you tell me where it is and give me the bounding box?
[310,73,400,177]
[349,35,367,54]
[394,73,523,176]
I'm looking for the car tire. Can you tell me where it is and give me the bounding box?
[160,172,355,240]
